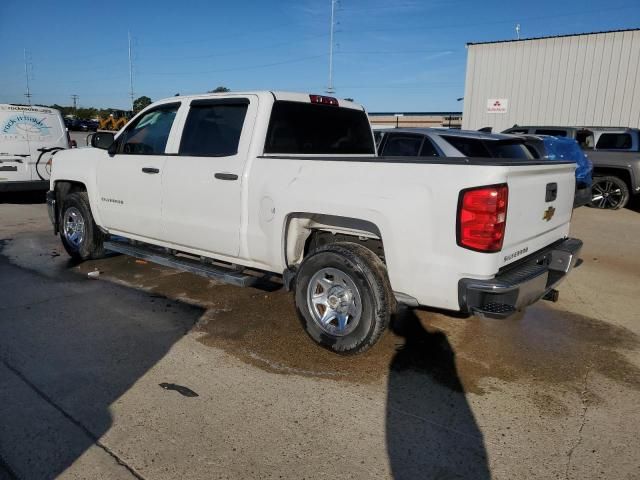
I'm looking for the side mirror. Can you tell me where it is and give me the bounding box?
[91,132,115,150]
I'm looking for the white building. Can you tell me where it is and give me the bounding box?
[462,29,640,132]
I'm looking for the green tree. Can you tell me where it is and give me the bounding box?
[133,96,152,113]
[208,86,230,93]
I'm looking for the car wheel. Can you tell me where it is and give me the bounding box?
[294,242,394,355]
[60,191,105,261]
[589,176,629,210]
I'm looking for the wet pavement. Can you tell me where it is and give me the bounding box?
[1,194,640,479]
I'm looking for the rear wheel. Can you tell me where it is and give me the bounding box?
[294,242,393,355]
[60,191,105,261]
[589,176,629,210]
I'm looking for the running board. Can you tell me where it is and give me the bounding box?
[103,239,259,287]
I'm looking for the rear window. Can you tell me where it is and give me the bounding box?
[442,136,531,159]
[0,108,64,144]
[264,101,374,154]
[596,133,632,150]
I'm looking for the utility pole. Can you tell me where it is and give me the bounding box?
[128,30,134,111]
[23,48,32,105]
[326,0,337,94]
[71,94,79,112]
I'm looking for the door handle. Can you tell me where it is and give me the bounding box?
[214,173,238,181]
[142,167,160,174]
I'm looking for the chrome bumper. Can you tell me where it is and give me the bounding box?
[459,238,583,319]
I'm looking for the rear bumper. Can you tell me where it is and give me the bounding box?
[0,180,48,192]
[458,238,583,319]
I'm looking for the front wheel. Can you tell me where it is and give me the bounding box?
[589,176,629,210]
[59,191,105,261]
[294,242,394,355]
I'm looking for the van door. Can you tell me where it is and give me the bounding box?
[0,105,35,185]
[96,103,180,241]
[161,96,257,257]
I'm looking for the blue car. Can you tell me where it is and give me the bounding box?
[519,135,593,208]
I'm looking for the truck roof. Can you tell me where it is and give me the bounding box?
[155,91,365,111]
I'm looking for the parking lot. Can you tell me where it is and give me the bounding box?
[0,192,637,479]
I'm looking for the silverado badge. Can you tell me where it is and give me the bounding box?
[543,206,556,221]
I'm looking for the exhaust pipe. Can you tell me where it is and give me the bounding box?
[543,289,559,302]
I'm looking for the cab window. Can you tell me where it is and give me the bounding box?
[118,104,179,155]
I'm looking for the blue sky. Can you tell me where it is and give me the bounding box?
[1,0,638,112]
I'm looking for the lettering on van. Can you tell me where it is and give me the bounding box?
[2,115,51,136]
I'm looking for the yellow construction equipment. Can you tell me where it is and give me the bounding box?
[99,116,128,131]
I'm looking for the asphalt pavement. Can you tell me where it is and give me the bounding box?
[0,192,639,479]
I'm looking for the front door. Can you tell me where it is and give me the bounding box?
[96,103,180,241]
[161,97,256,258]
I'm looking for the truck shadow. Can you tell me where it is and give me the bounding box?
[626,196,640,213]
[0,191,46,204]
[386,308,490,479]
[0,250,203,479]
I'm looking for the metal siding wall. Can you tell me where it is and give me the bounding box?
[462,31,640,131]
[629,31,640,128]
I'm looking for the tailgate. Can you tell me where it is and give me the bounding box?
[501,162,575,267]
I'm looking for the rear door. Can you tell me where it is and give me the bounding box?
[0,105,67,184]
[96,103,180,241]
[0,106,32,184]
[161,96,257,257]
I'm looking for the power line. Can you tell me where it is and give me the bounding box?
[128,31,135,111]
[142,54,325,77]
[128,30,134,111]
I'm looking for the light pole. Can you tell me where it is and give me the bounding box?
[327,0,337,94]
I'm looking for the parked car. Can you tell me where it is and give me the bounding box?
[376,128,534,159]
[0,104,70,191]
[503,126,640,209]
[47,92,582,354]
[69,119,98,132]
[514,135,592,208]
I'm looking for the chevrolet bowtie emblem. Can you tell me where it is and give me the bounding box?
[543,206,556,221]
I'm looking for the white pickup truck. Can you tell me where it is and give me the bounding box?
[46,92,582,354]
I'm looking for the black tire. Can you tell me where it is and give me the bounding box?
[589,176,629,210]
[59,191,105,261]
[294,242,394,355]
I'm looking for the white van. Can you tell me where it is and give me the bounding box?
[0,104,70,192]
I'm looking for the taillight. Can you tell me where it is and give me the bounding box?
[309,94,339,106]
[457,184,508,252]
